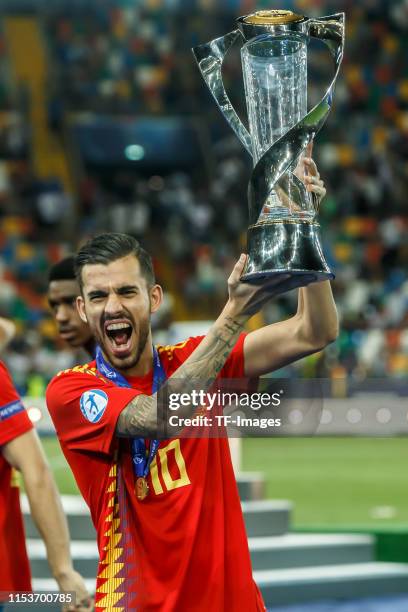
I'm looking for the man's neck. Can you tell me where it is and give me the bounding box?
[117,338,154,378]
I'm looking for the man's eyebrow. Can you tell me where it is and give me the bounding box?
[117,285,139,293]
[87,289,108,299]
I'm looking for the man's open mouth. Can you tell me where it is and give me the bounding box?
[105,321,133,355]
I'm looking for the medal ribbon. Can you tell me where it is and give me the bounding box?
[95,345,166,480]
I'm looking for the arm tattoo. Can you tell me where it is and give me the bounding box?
[116,394,157,438]
[116,313,244,438]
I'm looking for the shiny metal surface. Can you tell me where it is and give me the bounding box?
[192,29,251,155]
[238,14,307,40]
[192,12,345,293]
[241,221,334,291]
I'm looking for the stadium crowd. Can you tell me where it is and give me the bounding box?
[0,0,407,394]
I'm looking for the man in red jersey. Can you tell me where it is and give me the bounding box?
[46,227,338,611]
[0,328,93,610]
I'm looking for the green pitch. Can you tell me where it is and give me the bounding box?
[242,437,408,529]
[41,436,408,529]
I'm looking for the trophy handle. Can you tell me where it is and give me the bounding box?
[308,13,345,67]
[192,30,253,156]
[248,13,345,226]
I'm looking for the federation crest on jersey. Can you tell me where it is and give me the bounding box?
[80,389,108,423]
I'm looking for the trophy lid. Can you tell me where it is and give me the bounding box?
[238,10,307,40]
[243,10,304,26]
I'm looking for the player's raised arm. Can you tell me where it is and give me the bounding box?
[116,254,288,438]
[243,280,338,377]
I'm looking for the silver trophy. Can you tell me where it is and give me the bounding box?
[193,9,345,292]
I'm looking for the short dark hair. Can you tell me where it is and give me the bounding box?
[75,233,155,290]
[48,256,76,283]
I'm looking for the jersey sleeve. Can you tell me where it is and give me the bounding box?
[158,333,248,379]
[46,369,142,457]
[0,361,33,447]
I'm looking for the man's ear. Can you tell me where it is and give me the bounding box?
[77,295,88,323]
[150,285,163,314]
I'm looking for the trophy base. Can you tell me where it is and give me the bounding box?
[241,220,334,292]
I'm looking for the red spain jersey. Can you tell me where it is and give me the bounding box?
[46,335,265,612]
[0,361,33,595]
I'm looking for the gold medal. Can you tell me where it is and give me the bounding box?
[136,477,149,501]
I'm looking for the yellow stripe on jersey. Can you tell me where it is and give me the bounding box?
[96,463,125,611]
[56,363,107,383]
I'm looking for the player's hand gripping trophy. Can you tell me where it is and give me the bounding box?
[193,9,345,293]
